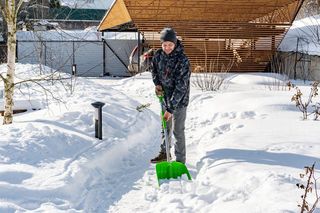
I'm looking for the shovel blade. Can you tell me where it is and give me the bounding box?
[156,161,192,186]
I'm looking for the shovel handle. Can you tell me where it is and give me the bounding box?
[158,95,170,162]
[158,96,167,129]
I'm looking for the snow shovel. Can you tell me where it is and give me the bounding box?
[155,96,192,186]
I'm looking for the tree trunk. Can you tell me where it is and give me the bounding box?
[3,11,16,124]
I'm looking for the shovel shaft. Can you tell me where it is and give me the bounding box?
[159,96,171,162]
[163,122,171,162]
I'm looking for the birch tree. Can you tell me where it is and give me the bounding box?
[0,0,26,124]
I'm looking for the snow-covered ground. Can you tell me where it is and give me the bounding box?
[0,64,319,212]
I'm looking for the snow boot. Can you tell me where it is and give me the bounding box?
[150,152,171,164]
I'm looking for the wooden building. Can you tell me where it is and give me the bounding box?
[98,0,304,72]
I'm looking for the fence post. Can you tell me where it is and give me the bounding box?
[44,41,47,66]
[294,37,300,80]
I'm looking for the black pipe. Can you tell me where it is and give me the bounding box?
[91,101,105,140]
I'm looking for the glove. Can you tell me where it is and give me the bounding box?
[155,85,164,96]
[164,111,172,121]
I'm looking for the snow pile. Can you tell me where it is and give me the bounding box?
[0,64,159,211]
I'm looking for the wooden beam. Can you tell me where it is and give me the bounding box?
[98,0,132,31]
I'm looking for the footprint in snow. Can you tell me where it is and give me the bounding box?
[239,111,256,119]
[220,112,237,119]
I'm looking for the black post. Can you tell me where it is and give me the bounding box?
[294,37,300,80]
[137,31,141,73]
[91,101,105,140]
[102,38,110,76]
[16,40,18,61]
[103,39,107,76]
[72,41,75,75]
[44,41,47,66]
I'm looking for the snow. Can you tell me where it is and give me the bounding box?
[17,30,102,41]
[102,31,139,40]
[60,0,113,9]
[17,30,139,41]
[0,63,319,212]
[278,15,320,56]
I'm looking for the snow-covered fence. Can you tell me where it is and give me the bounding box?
[16,31,139,77]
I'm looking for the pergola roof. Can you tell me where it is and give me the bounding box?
[99,0,304,72]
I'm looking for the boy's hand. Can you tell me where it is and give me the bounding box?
[155,85,164,96]
[164,111,172,121]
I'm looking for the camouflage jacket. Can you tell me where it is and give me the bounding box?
[152,40,191,113]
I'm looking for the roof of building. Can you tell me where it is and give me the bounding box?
[49,7,106,21]
[98,0,305,72]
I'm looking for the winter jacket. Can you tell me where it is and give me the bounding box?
[152,40,191,113]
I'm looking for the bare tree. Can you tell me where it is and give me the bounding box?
[297,0,320,19]
[0,0,27,124]
[1,0,96,124]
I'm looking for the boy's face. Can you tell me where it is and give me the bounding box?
[161,41,175,55]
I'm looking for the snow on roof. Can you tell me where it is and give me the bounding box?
[60,0,113,9]
[17,30,102,41]
[102,31,139,40]
[16,29,139,41]
[278,15,320,56]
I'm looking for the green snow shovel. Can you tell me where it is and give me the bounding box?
[155,96,192,186]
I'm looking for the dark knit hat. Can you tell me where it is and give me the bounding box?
[160,27,177,44]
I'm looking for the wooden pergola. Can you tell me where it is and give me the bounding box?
[98,0,304,72]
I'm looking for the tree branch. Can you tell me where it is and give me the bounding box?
[0,73,6,82]
[15,0,25,18]
[14,75,71,86]
[0,2,4,17]
[4,0,13,23]
[300,163,315,213]
[14,77,70,85]
[309,169,320,212]
[1,1,8,21]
